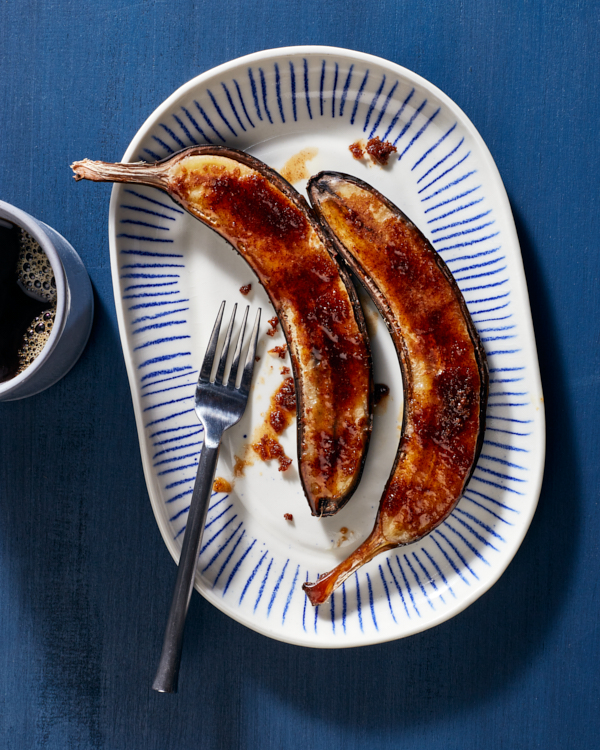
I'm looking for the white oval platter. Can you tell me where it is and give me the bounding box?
[108,46,545,648]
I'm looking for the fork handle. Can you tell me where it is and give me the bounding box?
[152,438,221,693]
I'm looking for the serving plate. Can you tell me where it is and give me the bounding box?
[108,46,545,647]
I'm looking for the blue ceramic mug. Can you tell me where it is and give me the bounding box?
[0,199,94,401]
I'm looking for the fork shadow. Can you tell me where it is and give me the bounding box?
[174,201,580,741]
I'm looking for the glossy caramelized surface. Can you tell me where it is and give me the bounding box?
[72,150,374,514]
[166,155,372,514]
[304,173,487,603]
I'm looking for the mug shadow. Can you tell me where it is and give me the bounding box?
[175,201,581,740]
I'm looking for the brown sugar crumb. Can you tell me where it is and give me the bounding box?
[248,376,296,473]
[269,345,287,359]
[213,477,233,493]
[252,435,292,471]
[239,283,252,296]
[284,513,294,522]
[280,366,290,375]
[349,141,364,160]
[233,455,247,478]
[366,137,397,166]
[275,377,296,412]
[267,377,296,435]
[266,316,280,337]
[269,409,287,433]
[255,355,261,362]
[252,435,282,461]
[374,383,390,406]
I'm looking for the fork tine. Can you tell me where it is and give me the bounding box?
[227,305,249,388]
[214,303,237,384]
[239,308,261,396]
[199,301,225,384]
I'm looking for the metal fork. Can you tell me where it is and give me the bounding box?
[152,301,261,693]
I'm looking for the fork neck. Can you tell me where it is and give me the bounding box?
[202,432,223,449]
[200,420,228,448]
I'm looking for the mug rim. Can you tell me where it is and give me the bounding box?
[0,199,68,396]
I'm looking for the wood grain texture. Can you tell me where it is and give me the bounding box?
[0,0,599,748]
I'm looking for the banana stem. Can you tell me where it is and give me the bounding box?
[303,526,395,606]
[71,159,169,188]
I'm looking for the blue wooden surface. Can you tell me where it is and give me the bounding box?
[1,1,598,748]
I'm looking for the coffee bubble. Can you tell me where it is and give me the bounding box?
[0,224,58,382]
[15,308,56,375]
[17,230,57,304]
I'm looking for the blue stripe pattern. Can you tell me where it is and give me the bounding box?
[115,53,540,644]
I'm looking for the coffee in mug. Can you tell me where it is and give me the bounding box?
[0,199,94,401]
[0,219,58,382]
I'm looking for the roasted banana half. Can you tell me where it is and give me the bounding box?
[72,149,373,517]
[304,172,488,605]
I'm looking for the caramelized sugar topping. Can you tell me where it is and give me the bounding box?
[170,157,371,509]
